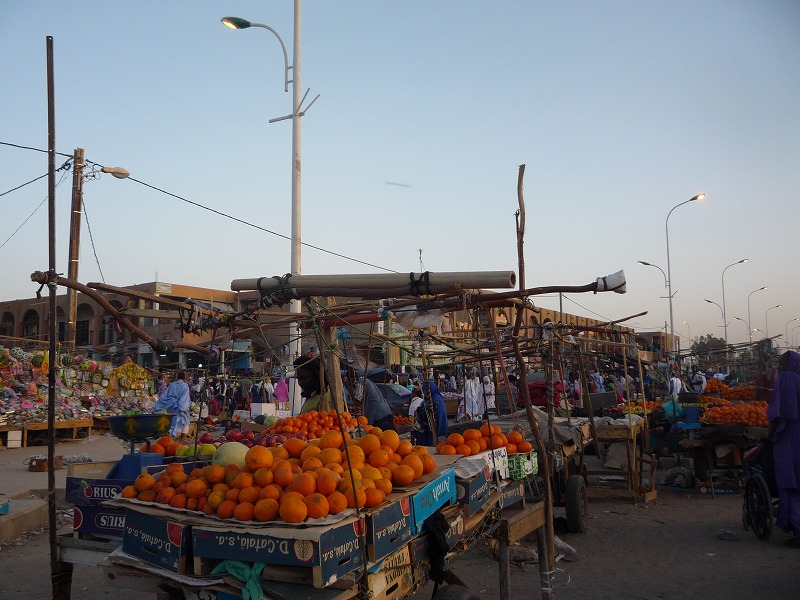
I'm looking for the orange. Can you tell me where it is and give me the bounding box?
[368,449,390,468]
[370,427,383,437]
[273,466,295,488]
[121,485,138,499]
[254,498,280,522]
[447,433,465,447]
[225,488,240,502]
[260,484,283,501]
[253,467,274,488]
[438,444,456,455]
[238,486,260,504]
[516,441,533,453]
[283,438,308,459]
[396,440,413,457]
[168,492,186,508]
[463,428,482,442]
[186,479,208,499]
[149,443,165,455]
[358,434,382,455]
[287,473,317,496]
[317,473,340,495]
[465,440,481,455]
[344,445,366,465]
[411,445,430,455]
[361,465,383,481]
[392,465,415,487]
[361,478,376,489]
[490,434,506,450]
[326,463,345,474]
[477,437,489,451]
[279,494,308,523]
[169,470,189,488]
[365,488,385,508]
[153,475,171,494]
[327,491,348,515]
[379,465,394,480]
[319,447,343,465]
[157,435,175,449]
[304,493,330,519]
[455,444,472,456]
[381,445,395,459]
[186,497,199,511]
[245,446,274,471]
[380,429,401,452]
[189,468,203,479]
[205,464,226,484]
[135,473,155,492]
[156,487,176,504]
[506,443,518,455]
[165,462,184,475]
[207,490,226,510]
[212,482,230,494]
[421,454,436,474]
[269,445,290,461]
[319,430,344,450]
[300,444,322,462]
[342,483,367,508]
[374,477,393,495]
[233,472,254,490]
[216,499,237,519]
[507,430,524,445]
[234,502,255,522]
[164,443,182,457]
[302,457,324,472]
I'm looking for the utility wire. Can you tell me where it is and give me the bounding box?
[81,198,105,283]
[0,173,48,199]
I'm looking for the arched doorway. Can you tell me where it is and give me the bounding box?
[0,312,14,338]
[76,303,95,347]
[22,309,40,339]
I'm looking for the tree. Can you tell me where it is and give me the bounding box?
[690,334,727,371]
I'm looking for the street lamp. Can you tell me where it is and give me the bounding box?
[704,298,724,321]
[721,258,747,350]
[222,6,318,415]
[638,260,668,289]
[747,286,767,344]
[764,304,781,338]
[752,328,766,339]
[665,194,705,356]
[733,316,750,339]
[683,320,691,343]
[793,324,800,347]
[786,318,800,350]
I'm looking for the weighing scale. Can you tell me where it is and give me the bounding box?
[106,413,174,480]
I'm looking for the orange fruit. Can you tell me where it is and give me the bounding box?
[302,457,324,472]
[225,488,240,502]
[283,438,308,459]
[379,465,394,480]
[304,493,330,519]
[234,502,255,522]
[438,444,456,455]
[207,491,226,511]
[374,477,393,495]
[186,479,208,499]
[447,433,465,447]
[319,430,344,450]
[169,470,189,488]
[300,444,323,462]
[455,444,472,456]
[393,465,415,487]
[135,473,155,492]
[269,445,290,461]
[164,443,182,457]
[279,494,308,523]
[238,486,260,504]
[165,463,184,474]
[212,482,230,494]
[365,488,385,508]
[361,478,376,489]
[216,499,237,519]
[157,435,175,449]
[342,484,367,508]
[155,487,176,504]
[186,497,198,511]
[253,467,274,488]
[490,434,506,449]
[380,429,401,452]
[421,454,436,474]
[465,440,481,455]
[254,498,280,522]
[319,447,343,465]
[233,472,254,490]
[245,446,274,471]
[153,475,171,494]
[326,462,345,474]
[368,449,390,468]
[477,437,489,451]
[508,430,523,445]
[517,441,533,452]
[287,473,316,496]
[358,434,382,455]
[260,484,283,501]
[396,440,413,457]
[122,485,138,499]
[204,464,226,484]
[273,466,295,488]
[168,493,187,508]
[327,491,348,515]
[344,445,366,465]
[149,443,165,455]
[506,443,518,455]
[317,473,341,496]
[361,465,383,481]
[463,428,482,442]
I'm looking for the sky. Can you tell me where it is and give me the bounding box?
[2,1,799,348]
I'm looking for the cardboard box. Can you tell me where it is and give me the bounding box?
[458,447,509,480]
[456,467,492,517]
[66,475,135,506]
[73,504,126,539]
[508,451,538,479]
[249,403,276,417]
[241,421,270,433]
[364,492,414,561]
[67,460,118,478]
[410,467,457,534]
[408,505,466,563]
[499,480,526,508]
[122,508,192,574]
[192,515,366,588]
[6,430,22,448]
[366,545,415,600]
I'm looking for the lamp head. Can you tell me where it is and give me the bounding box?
[740,259,748,264]
[100,166,129,179]
[637,261,651,266]
[221,16,251,29]
[690,193,706,202]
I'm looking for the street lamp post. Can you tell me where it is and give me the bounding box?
[683,320,691,343]
[665,194,705,357]
[764,304,781,339]
[222,5,318,415]
[733,316,750,339]
[752,328,766,339]
[746,286,767,344]
[704,298,724,325]
[721,258,747,350]
[793,324,800,347]
[786,318,800,350]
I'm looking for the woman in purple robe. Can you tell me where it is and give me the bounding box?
[767,350,800,547]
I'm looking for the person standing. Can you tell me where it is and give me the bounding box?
[669,371,683,397]
[154,371,191,440]
[273,377,289,407]
[408,386,424,418]
[592,369,605,393]
[413,381,448,446]
[482,375,497,417]
[261,377,275,403]
[294,353,333,414]
[464,370,485,421]
[345,368,395,430]
[767,350,800,548]
[155,373,168,396]
[690,367,707,394]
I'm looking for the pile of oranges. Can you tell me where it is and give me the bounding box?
[434,423,533,456]
[723,385,757,401]
[261,410,365,439]
[705,378,728,394]
[122,427,435,524]
[137,435,179,456]
[700,401,769,426]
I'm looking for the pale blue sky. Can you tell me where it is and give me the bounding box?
[2,1,799,346]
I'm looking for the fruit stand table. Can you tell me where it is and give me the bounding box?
[22,418,93,447]
[586,418,656,502]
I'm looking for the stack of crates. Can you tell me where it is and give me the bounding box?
[508,451,538,480]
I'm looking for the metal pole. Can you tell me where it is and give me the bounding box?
[289,0,303,414]
[66,148,84,351]
[764,305,780,339]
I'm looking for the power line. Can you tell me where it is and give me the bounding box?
[0,173,48,199]
[81,198,105,283]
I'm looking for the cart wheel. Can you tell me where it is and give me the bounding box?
[565,474,588,533]
[432,584,481,600]
[745,474,773,540]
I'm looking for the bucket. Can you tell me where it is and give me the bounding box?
[0,494,9,515]
[683,405,700,424]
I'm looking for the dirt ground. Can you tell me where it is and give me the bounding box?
[1,490,797,599]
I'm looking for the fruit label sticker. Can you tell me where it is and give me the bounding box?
[293,540,314,562]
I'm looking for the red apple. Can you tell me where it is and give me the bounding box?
[199,432,213,444]
[227,429,243,442]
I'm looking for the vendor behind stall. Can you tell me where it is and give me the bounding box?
[154,371,191,440]
[294,353,333,414]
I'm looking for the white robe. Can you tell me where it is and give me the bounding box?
[464,377,485,420]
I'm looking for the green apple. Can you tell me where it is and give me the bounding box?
[175,444,189,457]
[199,444,217,456]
